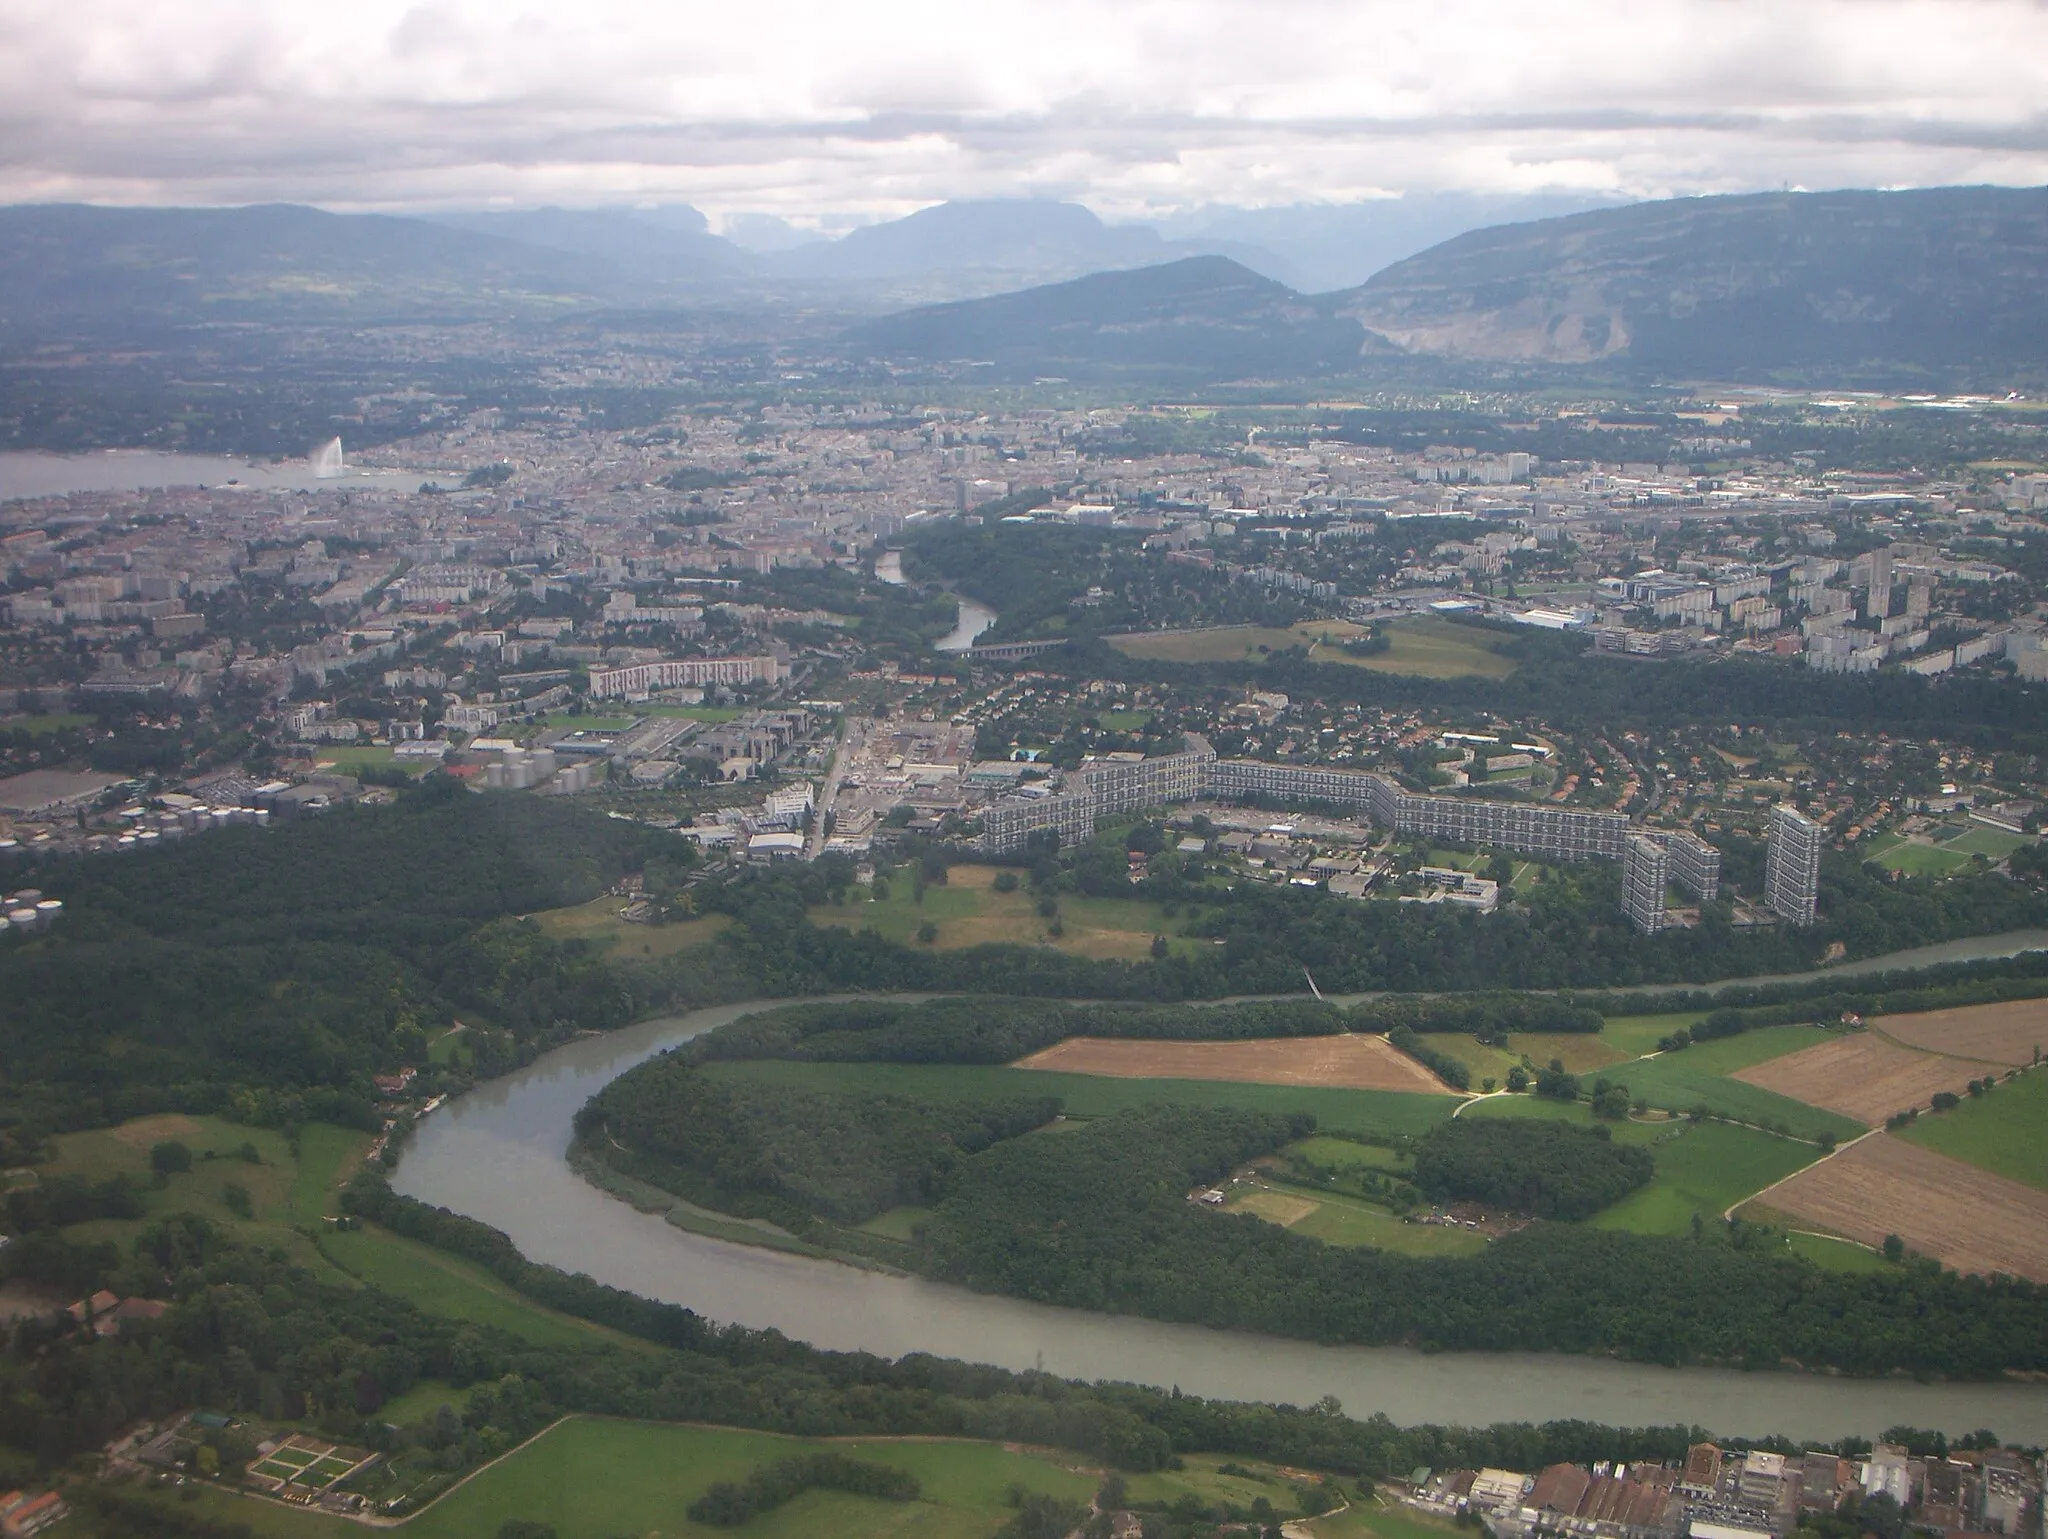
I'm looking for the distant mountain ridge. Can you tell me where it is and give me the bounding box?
[1335,185,2048,371]
[844,185,2048,380]
[840,255,1376,379]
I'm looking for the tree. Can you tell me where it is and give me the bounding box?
[916,921,939,944]
[150,1141,193,1176]
[1882,1233,1906,1262]
[1150,935,1169,959]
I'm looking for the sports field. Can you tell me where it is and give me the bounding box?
[1866,838,1973,877]
[1874,999,2048,1065]
[1897,1068,2048,1190]
[1015,1033,1452,1095]
[809,862,1200,960]
[1747,1133,2048,1281]
[706,1058,1456,1139]
[1588,1121,1819,1235]
[1109,616,1517,680]
[1734,1033,1984,1125]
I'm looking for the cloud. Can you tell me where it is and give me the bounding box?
[0,0,2045,217]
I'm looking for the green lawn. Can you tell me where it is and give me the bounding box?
[1613,1028,1866,1141]
[401,1417,1099,1539]
[1441,1032,1630,1088]
[1287,1135,1407,1171]
[640,704,746,721]
[536,714,637,732]
[1897,1068,2048,1190]
[319,1225,636,1350]
[1786,1232,1889,1273]
[4,711,92,735]
[708,1059,1457,1140]
[1460,1094,1672,1145]
[1598,1012,1711,1058]
[1110,617,1515,680]
[375,1378,477,1426]
[290,1122,369,1223]
[1590,1121,1819,1235]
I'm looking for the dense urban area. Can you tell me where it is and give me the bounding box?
[7,360,2048,1538]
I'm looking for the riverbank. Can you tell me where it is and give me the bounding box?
[393,993,2048,1442]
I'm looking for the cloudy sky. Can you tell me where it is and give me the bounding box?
[2,0,2046,226]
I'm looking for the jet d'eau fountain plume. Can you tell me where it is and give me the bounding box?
[311,437,345,479]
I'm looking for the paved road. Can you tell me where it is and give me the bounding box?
[806,717,853,860]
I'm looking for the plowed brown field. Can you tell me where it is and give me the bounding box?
[1874,999,2048,1066]
[1735,1034,1982,1124]
[1013,1034,1452,1094]
[1744,1133,2048,1281]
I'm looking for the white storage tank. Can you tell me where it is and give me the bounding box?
[35,899,62,928]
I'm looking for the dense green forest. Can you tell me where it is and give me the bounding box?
[0,782,713,1138]
[1409,1120,1653,1220]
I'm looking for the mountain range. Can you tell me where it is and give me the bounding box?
[860,185,2048,380]
[1,186,2043,379]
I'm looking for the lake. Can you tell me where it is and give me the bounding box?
[0,449,427,501]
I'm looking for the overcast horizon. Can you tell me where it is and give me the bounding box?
[2,0,2047,232]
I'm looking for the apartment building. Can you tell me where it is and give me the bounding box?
[1623,833,1671,935]
[585,654,784,698]
[1765,804,1825,926]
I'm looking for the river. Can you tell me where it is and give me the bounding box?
[0,449,427,501]
[394,993,2048,1444]
[875,549,998,652]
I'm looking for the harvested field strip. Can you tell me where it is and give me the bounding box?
[1734,1034,1985,1125]
[1739,1133,2048,1281]
[1014,1034,1453,1095]
[1873,999,2048,1066]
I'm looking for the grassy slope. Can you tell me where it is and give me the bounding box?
[531,897,732,960]
[705,1059,1456,1139]
[1897,1068,2048,1190]
[41,1115,362,1283]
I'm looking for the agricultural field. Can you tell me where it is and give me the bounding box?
[1109,616,1517,680]
[532,896,732,960]
[1608,1028,1866,1141]
[809,862,1200,961]
[1744,1134,2048,1281]
[1734,1033,1985,1126]
[1588,1121,1819,1236]
[1014,1033,1452,1095]
[1896,1068,2048,1190]
[1873,999,2048,1065]
[706,1059,1456,1140]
